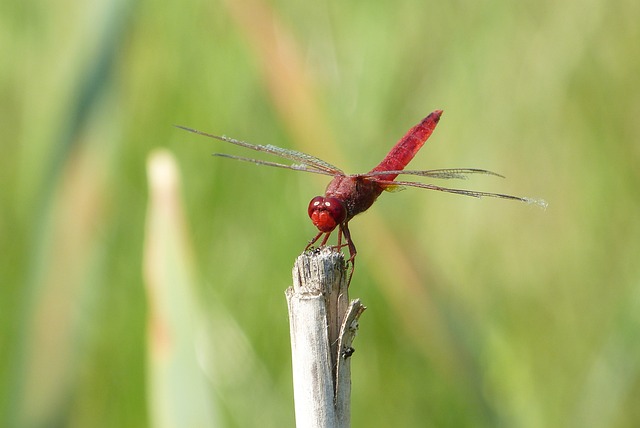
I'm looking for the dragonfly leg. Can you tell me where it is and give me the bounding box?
[340,223,357,263]
[320,233,331,247]
[305,231,324,251]
[332,228,349,250]
[339,223,357,286]
[305,231,334,252]
[306,226,354,285]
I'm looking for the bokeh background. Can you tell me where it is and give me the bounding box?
[2,0,639,426]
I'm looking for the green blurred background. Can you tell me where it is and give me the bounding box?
[2,0,639,426]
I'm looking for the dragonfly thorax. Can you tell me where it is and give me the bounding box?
[308,196,347,232]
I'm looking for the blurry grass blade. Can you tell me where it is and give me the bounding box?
[10,142,109,427]
[222,0,343,167]
[143,149,218,428]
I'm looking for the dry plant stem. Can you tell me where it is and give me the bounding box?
[286,249,366,428]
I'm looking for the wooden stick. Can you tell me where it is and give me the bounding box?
[286,249,366,428]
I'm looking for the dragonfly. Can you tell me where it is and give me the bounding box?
[177,110,546,277]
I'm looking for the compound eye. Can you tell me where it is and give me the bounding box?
[307,196,347,232]
[308,196,325,218]
[323,197,347,224]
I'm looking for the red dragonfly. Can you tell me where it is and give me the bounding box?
[177,110,545,270]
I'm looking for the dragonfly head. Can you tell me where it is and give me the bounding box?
[308,196,347,232]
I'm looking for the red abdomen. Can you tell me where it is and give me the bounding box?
[370,110,442,182]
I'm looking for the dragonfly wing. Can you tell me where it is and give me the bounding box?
[263,144,344,175]
[361,168,505,180]
[213,153,337,176]
[176,125,344,175]
[376,179,548,208]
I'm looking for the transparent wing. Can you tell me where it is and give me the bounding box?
[213,153,339,177]
[359,168,505,180]
[375,179,548,208]
[176,125,344,175]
